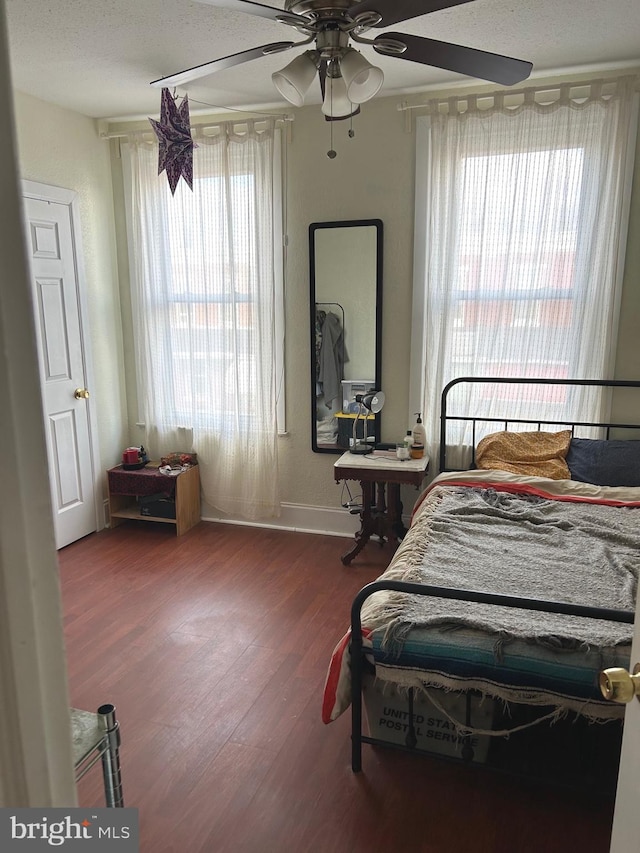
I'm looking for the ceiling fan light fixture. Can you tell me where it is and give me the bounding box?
[272,51,318,107]
[339,48,384,104]
[151,1,533,126]
[321,74,357,119]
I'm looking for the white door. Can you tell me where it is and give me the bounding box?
[22,185,98,549]
[609,595,640,851]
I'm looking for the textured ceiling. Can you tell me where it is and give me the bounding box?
[5,0,640,121]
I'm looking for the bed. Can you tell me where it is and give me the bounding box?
[322,377,640,780]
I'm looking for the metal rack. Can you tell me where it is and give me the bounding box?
[71,704,124,807]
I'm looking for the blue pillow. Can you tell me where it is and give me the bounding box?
[566,439,640,487]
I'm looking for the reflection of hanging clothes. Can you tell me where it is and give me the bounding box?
[315,309,326,380]
[318,311,348,410]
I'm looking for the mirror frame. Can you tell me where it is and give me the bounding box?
[309,218,383,454]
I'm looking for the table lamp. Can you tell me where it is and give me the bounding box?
[350,390,385,454]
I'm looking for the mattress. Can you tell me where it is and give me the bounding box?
[371,622,631,720]
[323,470,639,728]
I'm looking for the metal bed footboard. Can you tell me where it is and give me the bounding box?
[349,580,634,772]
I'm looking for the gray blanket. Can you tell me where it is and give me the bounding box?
[364,486,638,654]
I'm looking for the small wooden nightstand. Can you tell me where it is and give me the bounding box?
[107,463,201,536]
[334,451,429,565]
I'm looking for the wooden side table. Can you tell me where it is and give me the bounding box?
[334,451,429,565]
[107,463,201,536]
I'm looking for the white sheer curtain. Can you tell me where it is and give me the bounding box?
[411,77,639,467]
[124,119,284,519]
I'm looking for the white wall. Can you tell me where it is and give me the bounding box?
[13,91,128,497]
[279,96,416,510]
[282,87,640,512]
[10,71,640,528]
[0,1,76,806]
[612,112,640,421]
[619,110,640,344]
[109,79,640,523]
[108,95,418,518]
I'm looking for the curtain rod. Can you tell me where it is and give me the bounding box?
[99,113,295,141]
[397,74,640,114]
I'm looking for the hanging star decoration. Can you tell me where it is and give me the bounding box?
[149,88,196,195]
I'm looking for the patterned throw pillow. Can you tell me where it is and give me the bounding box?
[476,430,572,479]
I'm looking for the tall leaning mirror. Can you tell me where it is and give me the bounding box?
[310,219,383,453]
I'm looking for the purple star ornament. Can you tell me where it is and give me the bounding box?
[149,88,196,195]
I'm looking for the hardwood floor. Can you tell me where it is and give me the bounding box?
[58,521,616,853]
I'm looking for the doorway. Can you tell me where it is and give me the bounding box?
[22,180,100,548]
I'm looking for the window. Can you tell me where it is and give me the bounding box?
[450,147,583,380]
[161,172,268,429]
[411,78,638,457]
[124,120,284,519]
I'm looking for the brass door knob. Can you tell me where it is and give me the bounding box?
[74,388,90,399]
[599,663,640,704]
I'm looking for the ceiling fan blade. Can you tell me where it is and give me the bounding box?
[348,0,475,28]
[193,0,283,22]
[374,33,532,86]
[150,42,296,88]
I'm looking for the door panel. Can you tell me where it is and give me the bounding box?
[49,410,83,508]
[609,593,640,851]
[23,195,96,548]
[37,277,72,379]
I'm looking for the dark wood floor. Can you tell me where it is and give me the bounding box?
[58,520,616,853]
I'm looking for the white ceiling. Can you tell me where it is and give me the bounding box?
[5,0,640,121]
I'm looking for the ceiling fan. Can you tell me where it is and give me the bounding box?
[150,0,533,121]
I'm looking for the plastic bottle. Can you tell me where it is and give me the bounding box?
[404,430,414,450]
[412,413,427,448]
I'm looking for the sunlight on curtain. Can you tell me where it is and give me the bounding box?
[124,120,283,520]
[411,78,639,467]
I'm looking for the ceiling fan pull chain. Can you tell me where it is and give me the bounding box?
[327,122,337,158]
[327,78,337,158]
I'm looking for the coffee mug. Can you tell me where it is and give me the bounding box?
[123,449,139,464]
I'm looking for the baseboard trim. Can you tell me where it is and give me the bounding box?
[104,495,410,539]
[201,501,362,538]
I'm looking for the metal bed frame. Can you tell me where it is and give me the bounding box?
[349,377,640,774]
[439,376,640,472]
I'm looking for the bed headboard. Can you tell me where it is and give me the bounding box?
[439,377,640,473]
